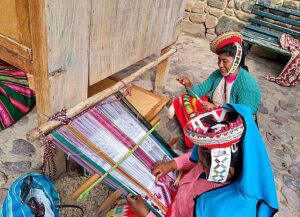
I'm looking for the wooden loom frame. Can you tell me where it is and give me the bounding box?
[26,47,177,213]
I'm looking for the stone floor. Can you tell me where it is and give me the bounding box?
[0,33,299,216]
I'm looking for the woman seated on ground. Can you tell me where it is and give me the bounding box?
[0,63,35,131]
[170,31,261,148]
[127,105,278,217]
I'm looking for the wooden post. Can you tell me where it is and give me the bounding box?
[155,45,172,93]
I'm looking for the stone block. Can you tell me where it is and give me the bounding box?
[228,0,234,9]
[190,13,206,23]
[235,10,254,22]
[234,0,242,10]
[241,0,256,13]
[2,161,31,173]
[209,7,224,18]
[225,8,235,16]
[207,0,227,10]
[185,0,195,12]
[205,14,219,29]
[183,11,190,21]
[191,2,206,13]
[207,28,216,34]
[11,139,36,156]
[283,0,299,9]
[180,20,206,37]
[215,16,244,34]
[206,32,217,41]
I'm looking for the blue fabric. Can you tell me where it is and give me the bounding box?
[193,104,278,217]
[0,172,60,217]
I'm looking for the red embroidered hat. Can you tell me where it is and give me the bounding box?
[184,107,244,149]
[210,31,243,53]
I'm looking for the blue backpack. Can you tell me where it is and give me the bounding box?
[0,172,71,217]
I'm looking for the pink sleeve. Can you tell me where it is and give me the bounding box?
[146,212,157,217]
[174,152,196,170]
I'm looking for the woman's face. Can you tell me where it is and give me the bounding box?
[218,53,234,77]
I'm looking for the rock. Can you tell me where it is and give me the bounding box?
[206,32,217,41]
[228,0,234,9]
[166,119,181,132]
[283,175,300,192]
[185,0,195,12]
[11,139,36,156]
[208,7,224,18]
[291,116,300,122]
[281,187,300,208]
[289,162,300,178]
[0,147,4,156]
[191,2,206,13]
[18,116,29,126]
[279,100,288,110]
[234,0,242,10]
[282,144,291,155]
[241,0,256,13]
[205,14,219,29]
[215,16,244,34]
[234,10,253,22]
[207,0,227,10]
[0,188,8,204]
[2,161,31,172]
[183,11,190,21]
[271,119,283,125]
[225,8,234,16]
[258,105,269,114]
[274,106,280,113]
[180,21,206,37]
[275,149,285,158]
[275,116,288,123]
[190,14,206,23]
[0,171,7,186]
[207,28,215,34]
[283,0,299,9]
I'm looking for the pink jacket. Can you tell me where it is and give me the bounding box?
[147,152,224,217]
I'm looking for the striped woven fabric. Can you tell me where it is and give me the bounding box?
[0,64,35,131]
[49,95,176,216]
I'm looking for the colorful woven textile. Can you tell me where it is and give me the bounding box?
[0,64,35,131]
[265,33,300,86]
[49,95,176,216]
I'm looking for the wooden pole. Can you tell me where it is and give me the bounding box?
[96,190,123,214]
[26,48,176,141]
[69,174,100,201]
[155,45,172,93]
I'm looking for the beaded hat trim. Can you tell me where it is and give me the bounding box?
[184,107,244,149]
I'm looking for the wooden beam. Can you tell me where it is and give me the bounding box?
[154,45,172,93]
[26,48,176,142]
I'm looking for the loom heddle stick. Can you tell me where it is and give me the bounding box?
[26,48,176,142]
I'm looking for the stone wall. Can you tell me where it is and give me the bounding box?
[181,0,300,40]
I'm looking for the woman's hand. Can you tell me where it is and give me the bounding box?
[176,76,193,89]
[126,194,149,217]
[152,160,177,180]
[202,101,216,111]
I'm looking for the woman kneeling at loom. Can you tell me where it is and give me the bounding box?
[126,105,278,217]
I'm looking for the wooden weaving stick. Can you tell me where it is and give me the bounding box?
[96,190,123,214]
[27,48,176,142]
